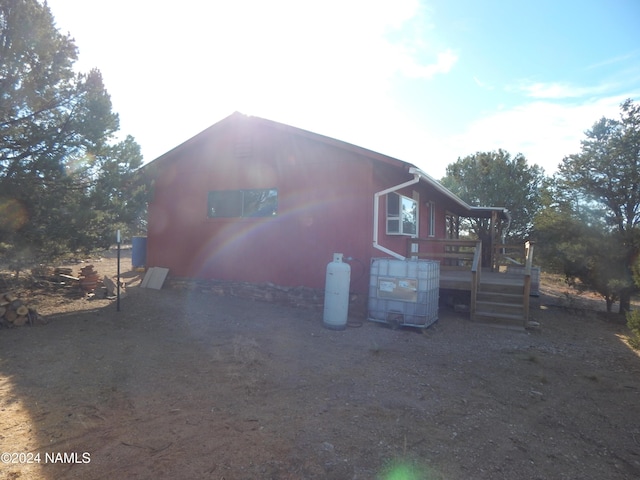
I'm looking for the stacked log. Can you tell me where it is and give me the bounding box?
[31,266,78,284]
[55,267,73,276]
[30,264,107,296]
[0,293,44,328]
[78,265,100,293]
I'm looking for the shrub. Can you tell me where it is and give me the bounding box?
[626,310,640,349]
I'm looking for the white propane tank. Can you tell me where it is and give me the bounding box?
[323,253,351,330]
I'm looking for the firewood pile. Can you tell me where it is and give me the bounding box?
[54,267,73,277]
[0,292,46,328]
[31,264,105,295]
[31,264,126,301]
[78,265,101,293]
[30,266,77,284]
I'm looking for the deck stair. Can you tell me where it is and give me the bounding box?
[474,276,526,326]
[408,238,536,329]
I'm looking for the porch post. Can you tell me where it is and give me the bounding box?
[490,210,498,271]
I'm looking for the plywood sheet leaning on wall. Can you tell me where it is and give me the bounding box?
[141,267,169,289]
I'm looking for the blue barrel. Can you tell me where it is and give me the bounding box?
[132,236,147,268]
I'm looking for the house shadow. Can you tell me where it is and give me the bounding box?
[0,284,315,478]
[0,257,145,478]
[0,302,121,479]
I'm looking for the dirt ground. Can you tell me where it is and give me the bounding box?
[1,249,640,480]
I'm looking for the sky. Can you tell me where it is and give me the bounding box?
[45,0,640,179]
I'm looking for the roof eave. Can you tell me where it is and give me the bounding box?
[409,167,510,221]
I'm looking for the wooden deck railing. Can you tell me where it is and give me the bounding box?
[407,238,478,269]
[491,240,535,326]
[522,241,534,325]
[492,243,527,270]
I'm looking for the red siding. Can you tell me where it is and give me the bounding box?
[147,121,375,293]
[146,115,460,294]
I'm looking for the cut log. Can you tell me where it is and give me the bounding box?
[79,265,98,277]
[0,294,43,327]
[79,276,100,292]
[78,265,100,293]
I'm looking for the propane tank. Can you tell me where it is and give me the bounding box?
[323,253,351,330]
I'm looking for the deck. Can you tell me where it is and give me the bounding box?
[407,238,536,327]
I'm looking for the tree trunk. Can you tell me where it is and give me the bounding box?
[619,290,631,314]
[606,297,614,313]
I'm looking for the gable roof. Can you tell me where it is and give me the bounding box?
[143,111,410,171]
[142,112,509,221]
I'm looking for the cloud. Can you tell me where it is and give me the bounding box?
[399,49,459,79]
[473,76,491,89]
[518,81,614,99]
[587,50,640,70]
[435,95,634,177]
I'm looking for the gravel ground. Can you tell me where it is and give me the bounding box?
[1,250,639,479]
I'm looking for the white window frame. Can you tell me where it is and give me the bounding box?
[428,201,436,237]
[386,192,418,236]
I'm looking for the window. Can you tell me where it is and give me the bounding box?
[386,192,417,235]
[208,189,277,218]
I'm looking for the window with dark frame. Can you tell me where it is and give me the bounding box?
[208,189,278,218]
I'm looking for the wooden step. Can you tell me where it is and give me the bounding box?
[477,291,523,303]
[474,310,526,325]
[476,300,523,315]
[478,282,523,295]
[475,280,527,326]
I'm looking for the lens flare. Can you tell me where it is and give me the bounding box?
[0,198,29,232]
[379,459,439,480]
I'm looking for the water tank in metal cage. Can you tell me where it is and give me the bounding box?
[368,258,439,328]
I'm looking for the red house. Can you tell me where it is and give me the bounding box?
[143,112,509,298]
